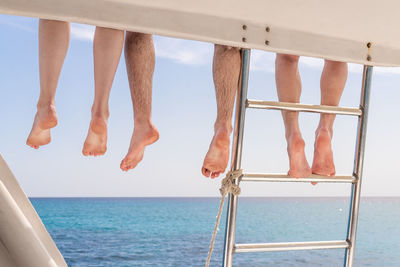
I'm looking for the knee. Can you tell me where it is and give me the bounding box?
[276,54,300,64]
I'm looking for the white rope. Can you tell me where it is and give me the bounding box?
[205,169,242,267]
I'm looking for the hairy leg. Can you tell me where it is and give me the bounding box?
[276,54,311,178]
[312,60,348,176]
[202,45,240,179]
[83,27,124,156]
[27,19,69,149]
[120,32,158,171]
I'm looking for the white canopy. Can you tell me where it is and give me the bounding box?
[1,0,400,66]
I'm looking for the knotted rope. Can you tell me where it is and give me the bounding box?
[205,169,242,267]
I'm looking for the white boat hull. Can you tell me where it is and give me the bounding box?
[0,155,67,267]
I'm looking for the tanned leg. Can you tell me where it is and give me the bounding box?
[27,19,69,149]
[312,60,348,176]
[275,54,311,178]
[83,27,124,156]
[201,45,240,179]
[120,32,158,171]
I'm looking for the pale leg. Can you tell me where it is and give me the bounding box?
[26,19,69,149]
[120,32,158,171]
[202,45,240,179]
[83,27,124,156]
[312,60,348,176]
[275,54,311,178]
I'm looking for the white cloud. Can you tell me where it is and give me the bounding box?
[153,40,273,72]
[250,50,275,73]
[154,36,213,65]
[299,56,400,75]
[0,17,35,33]
[70,23,95,41]
[374,66,400,74]
[0,18,95,42]
[300,56,324,69]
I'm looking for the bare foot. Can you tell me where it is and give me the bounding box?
[120,123,159,171]
[26,105,58,149]
[82,115,108,157]
[286,134,311,178]
[311,128,335,176]
[202,128,231,179]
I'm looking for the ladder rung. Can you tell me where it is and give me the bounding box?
[246,100,362,116]
[234,240,350,253]
[241,173,356,183]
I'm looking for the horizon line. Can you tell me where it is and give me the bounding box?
[28,196,400,198]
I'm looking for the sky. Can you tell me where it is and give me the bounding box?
[1,15,400,197]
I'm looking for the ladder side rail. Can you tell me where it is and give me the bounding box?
[222,49,251,267]
[344,65,373,267]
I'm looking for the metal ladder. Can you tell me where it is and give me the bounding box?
[222,49,373,267]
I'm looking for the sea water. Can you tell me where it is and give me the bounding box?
[31,197,400,267]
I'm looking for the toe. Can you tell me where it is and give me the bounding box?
[129,162,138,170]
[120,160,128,171]
[27,142,35,149]
[30,144,38,149]
[202,167,211,177]
[124,163,133,171]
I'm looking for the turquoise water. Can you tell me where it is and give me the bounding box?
[31,197,400,266]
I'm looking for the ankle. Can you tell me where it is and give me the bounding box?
[134,116,153,126]
[285,131,302,142]
[132,122,159,145]
[134,120,158,134]
[315,127,332,138]
[91,114,109,125]
[213,122,232,135]
[91,107,109,119]
[36,102,55,110]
